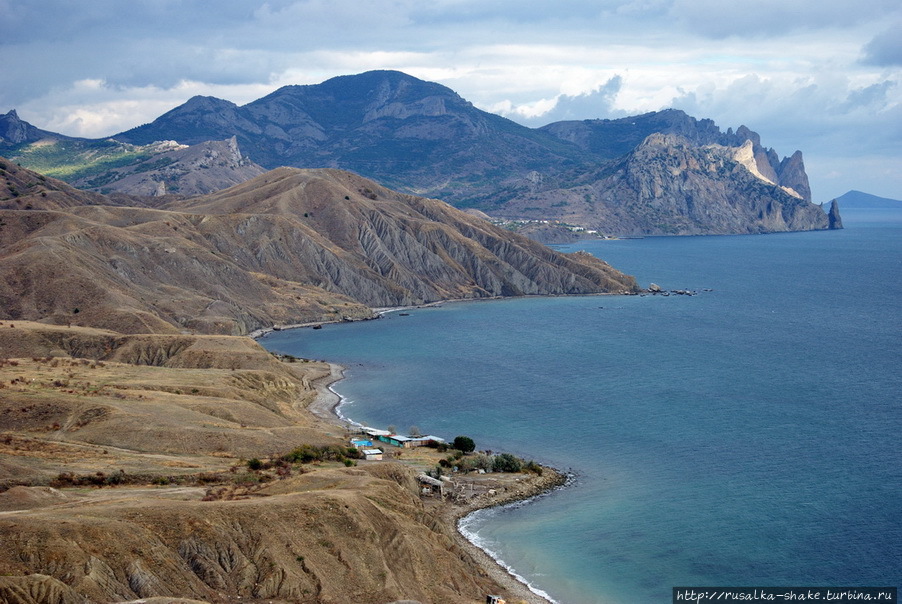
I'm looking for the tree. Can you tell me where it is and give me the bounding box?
[452,435,476,453]
[409,425,422,437]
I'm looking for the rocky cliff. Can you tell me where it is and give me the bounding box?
[0,160,638,335]
[501,133,830,235]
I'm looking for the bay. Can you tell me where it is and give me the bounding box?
[260,207,902,603]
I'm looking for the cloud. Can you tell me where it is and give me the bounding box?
[493,76,625,125]
[1,0,900,198]
[862,25,902,66]
[668,0,901,38]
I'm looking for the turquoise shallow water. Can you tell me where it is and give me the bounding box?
[260,208,902,603]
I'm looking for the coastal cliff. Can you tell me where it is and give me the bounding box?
[501,133,830,235]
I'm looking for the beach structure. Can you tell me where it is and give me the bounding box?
[362,449,383,461]
[377,434,446,448]
[350,438,373,448]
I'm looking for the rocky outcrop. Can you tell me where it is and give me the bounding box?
[828,199,843,229]
[70,137,266,197]
[499,133,832,235]
[0,110,73,147]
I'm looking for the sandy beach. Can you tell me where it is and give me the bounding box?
[307,361,565,604]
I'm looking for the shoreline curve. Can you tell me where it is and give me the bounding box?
[303,358,565,604]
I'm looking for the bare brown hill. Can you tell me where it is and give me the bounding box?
[0,161,635,603]
[0,466,505,604]
[1,162,638,335]
[0,322,340,484]
[0,321,546,604]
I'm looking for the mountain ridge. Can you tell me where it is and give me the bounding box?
[0,159,638,336]
[5,70,839,236]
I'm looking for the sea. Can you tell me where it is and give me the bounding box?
[259,205,901,603]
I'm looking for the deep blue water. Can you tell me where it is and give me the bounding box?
[260,208,902,603]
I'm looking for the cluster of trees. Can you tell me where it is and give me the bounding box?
[433,435,539,475]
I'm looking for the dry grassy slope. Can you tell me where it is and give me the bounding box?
[0,322,520,604]
[0,467,500,604]
[0,322,342,484]
[1,162,637,336]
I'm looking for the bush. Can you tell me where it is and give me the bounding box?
[247,458,263,471]
[457,453,493,473]
[523,460,544,475]
[492,453,522,473]
[452,435,476,453]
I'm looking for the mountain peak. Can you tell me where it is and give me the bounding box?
[1,110,70,146]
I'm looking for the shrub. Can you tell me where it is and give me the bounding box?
[452,435,476,453]
[492,453,522,473]
[247,458,263,471]
[524,460,544,475]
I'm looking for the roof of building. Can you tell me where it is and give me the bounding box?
[417,473,444,487]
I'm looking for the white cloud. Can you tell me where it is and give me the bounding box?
[20,79,278,138]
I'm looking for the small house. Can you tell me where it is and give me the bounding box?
[377,434,446,448]
[362,449,383,461]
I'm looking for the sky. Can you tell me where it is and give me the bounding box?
[1,0,900,201]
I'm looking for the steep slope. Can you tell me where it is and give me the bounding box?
[0,162,638,335]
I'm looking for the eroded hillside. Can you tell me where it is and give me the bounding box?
[0,322,544,604]
[0,160,638,335]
